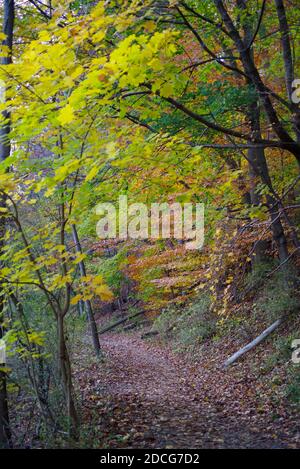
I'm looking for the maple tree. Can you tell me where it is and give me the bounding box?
[0,0,299,449]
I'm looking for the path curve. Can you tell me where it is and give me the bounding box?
[79,333,290,449]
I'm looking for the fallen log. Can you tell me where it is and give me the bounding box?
[141,324,175,340]
[224,318,283,367]
[98,310,147,335]
[123,323,137,331]
[141,330,159,339]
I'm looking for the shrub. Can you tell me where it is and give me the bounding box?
[245,262,300,321]
[153,293,215,350]
[286,368,300,404]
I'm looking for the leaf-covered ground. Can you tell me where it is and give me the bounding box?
[74,329,300,449]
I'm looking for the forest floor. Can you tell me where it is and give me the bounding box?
[75,326,300,449]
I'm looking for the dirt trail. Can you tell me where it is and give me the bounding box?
[78,333,294,448]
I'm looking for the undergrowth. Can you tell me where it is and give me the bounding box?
[153,293,215,351]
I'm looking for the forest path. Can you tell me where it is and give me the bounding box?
[78,332,290,449]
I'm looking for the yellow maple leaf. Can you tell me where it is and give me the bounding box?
[71,294,83,305]
[94,284,114,301]
[57,104,75,125]
[85,165,99,182]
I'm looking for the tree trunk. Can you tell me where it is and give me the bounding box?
[247,102,289,264]
[0,0,14,449]
[238,2,290,265]
[247,108,270,263]
[71,224,101,357]
[0,315,11,448]
[57,314,79,440]
[274,0,300,144]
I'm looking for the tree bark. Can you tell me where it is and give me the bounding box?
[0,314,11,448]
[71,224,101,357]
[274,0,300,144]
[240,11,273,263]
[227,6,289,264]
[57,314,79,440]
[274,0,294,101]
[0,0,14,449]
[248,102,289,263]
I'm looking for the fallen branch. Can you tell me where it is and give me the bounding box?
[224,318,283,367]
[98,310,147,335]
[141,330,159,339]
[141,325,175,340]
[123,323,137,331]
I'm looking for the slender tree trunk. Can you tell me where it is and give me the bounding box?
[247,102,289,263]
[274,0,294,100]
[57,313,79,440]
[0,0,14,162]
[240,5,289,264]
[71,224,101,358]
[77,298,85,317]
[253,140,289,264]
[274,0,300,144]
[0,310,11,448]
[0,0,14,449]
[247,110,269,263]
